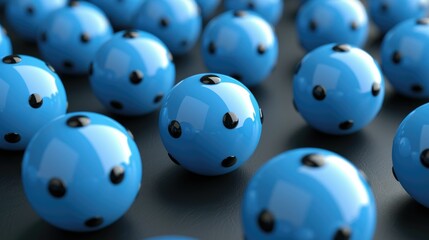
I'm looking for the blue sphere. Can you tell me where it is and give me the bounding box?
[5,0,67,42]
[224,0,284,26]
[195,0,220,19]
[381,18,429,98]
[201,11,278,87]
[159,73,263,176]
[296,0,369,52]
[37,1,113,75]
[87,0,145,29]
[145,236,197,240]
[90,30,175,116]
[369,0,429,33]
[392,103,429,208]
[293,44,384,135]
[0,25,12,57]
[134,0,202,55]
[0,55,67,151]
[22,112,142,232]
[242,148,376,240]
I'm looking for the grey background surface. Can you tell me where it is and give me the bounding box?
[1,0,429,239]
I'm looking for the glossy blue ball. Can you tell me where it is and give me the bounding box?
[159,73,263,176]
[134,0,202,55]
[381,18,429,98]
[145,236,197,240]
[369,0,429,34]
[22,112,142,232]
[37,1,113,75]
[392,103,429,208]
[0,54,67,151]
[87,0,145,29]
[5,0,67,42]
[0,25,12,57]
[242,148,376,240]
[293,44,384,135]
[296,0,369,52]
[90,30,175,116]
[224,0,284,26]
[201,11,278,87]
[195,0,220,19]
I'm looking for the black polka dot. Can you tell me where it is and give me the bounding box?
[154,93,164,103]
[123,30,139,38]
[258,209,275,233]
[40,32,47,42]
[46,63,56,73]
[392,166,398,181]
[380,3,388,12]
[2,55,21,64]
[247,1,255,9]
[392,51,401,64]
[372,82,381,96]
[110,166,125,184]
[332,44,351,52]
[181,40,188,47]
[168,120,182,138]
[417,18,429,25]
[110,101,123,110]
[129,70,143,84]
[160,18,169,27]
[208,42,216,54]
[4,133,20,143]
[48,178,66,198]
[257,44,266,55]
[294,61,301,75]
[63,61,74,69]
[231,74,242,81]
[309,20,317,31]
[221,156,237,168]
[301,154,325,167]
[350,21,358,30]
[89,62,93,75]
[420,149,429,168]
[29,94,43,108]
[168,153,180,165]
[333,227,351,240]
[67,115,90,127]
[411,84,423,93]
[339,120,354,130]
[80,33,90,43]
[26,6,34,15]
[259,108,264,124]
[85,217,103,228]
[68,0,79,7]
[312,85,326,100]
[233,10,246,17]
[223,112,239,129]
[200,74,221,84]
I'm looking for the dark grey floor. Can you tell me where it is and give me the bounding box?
[1,1,429,239]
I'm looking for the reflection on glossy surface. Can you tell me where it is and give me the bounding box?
[159,73,262,176]
[0,25,12,57]
[0,55,67,150]
[393,103,429,208]
[22,112,142,232]
[224,0,283,26]
[87,0,145,29]
[242,148,376,240]
[293,43,385,135]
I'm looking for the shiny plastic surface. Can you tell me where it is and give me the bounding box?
[5,0,66,41]
[37,1,113,74]
[195,0,220,19]
[296,0,369,52]
[158,73,263,176]
[0,54,67,150]
[134,0,202,55]
[242,148,376,240]
[224,0,284,26]
[90,30,175,116]
[369,0,429,33]
[146,236,197,240]
[0,25,12,57]
[22,112,142,232]
[293,43,385,135]
[392,103,429,208]
[381,18,429,98]
[87,0,145,29]
[201,11,278,87]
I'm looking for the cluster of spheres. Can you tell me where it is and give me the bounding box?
[0,0,429,239]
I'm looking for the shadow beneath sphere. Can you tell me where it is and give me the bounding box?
[391,198,429,240]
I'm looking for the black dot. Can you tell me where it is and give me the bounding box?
[89,62,93,75]
[160,18,169,27]
[309,20,317,31]
[29,94,43,108]
[234,10,246,17]
[110,166,125,184]
[332,44,351,52]
[231,74,242,81]
[110,101,123,110]
[181,40,188,46]
[46,63,56,73]
[258,209,275,233]
[63,61,74,69]
[85,217,103,228]
[154,93,164,103]
[129,70,143,84]
[392,51,401,64]
[312,85,326,100]
[4,133,20,143]
[259,108,264,124]
[80,33,90,43]
[67,115,90,127]
[392,166,398,181]
[257,44,266,55]
[411,84,423,93]
[350,21,358,30]
[200,74,221,84]
[168,153,180,165]
[301,154,325,167]
[48,178,66,198]
[294,61,301,75]
[223,112,239,129]
[372,82,381,96]
[247,2,255,9]
[68,0,79,7]
[168,120,182,138]
[2,55,21,64]
[339,120,354,130]
[380,3,388,12]
[123,30,139,38]
[417,18,429,25]
[40,32,47,42]
[26,6,34,15]
[333,227,351,240]
[420,149,429,168]
[221,156,237,168]
[208,42,216,54]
